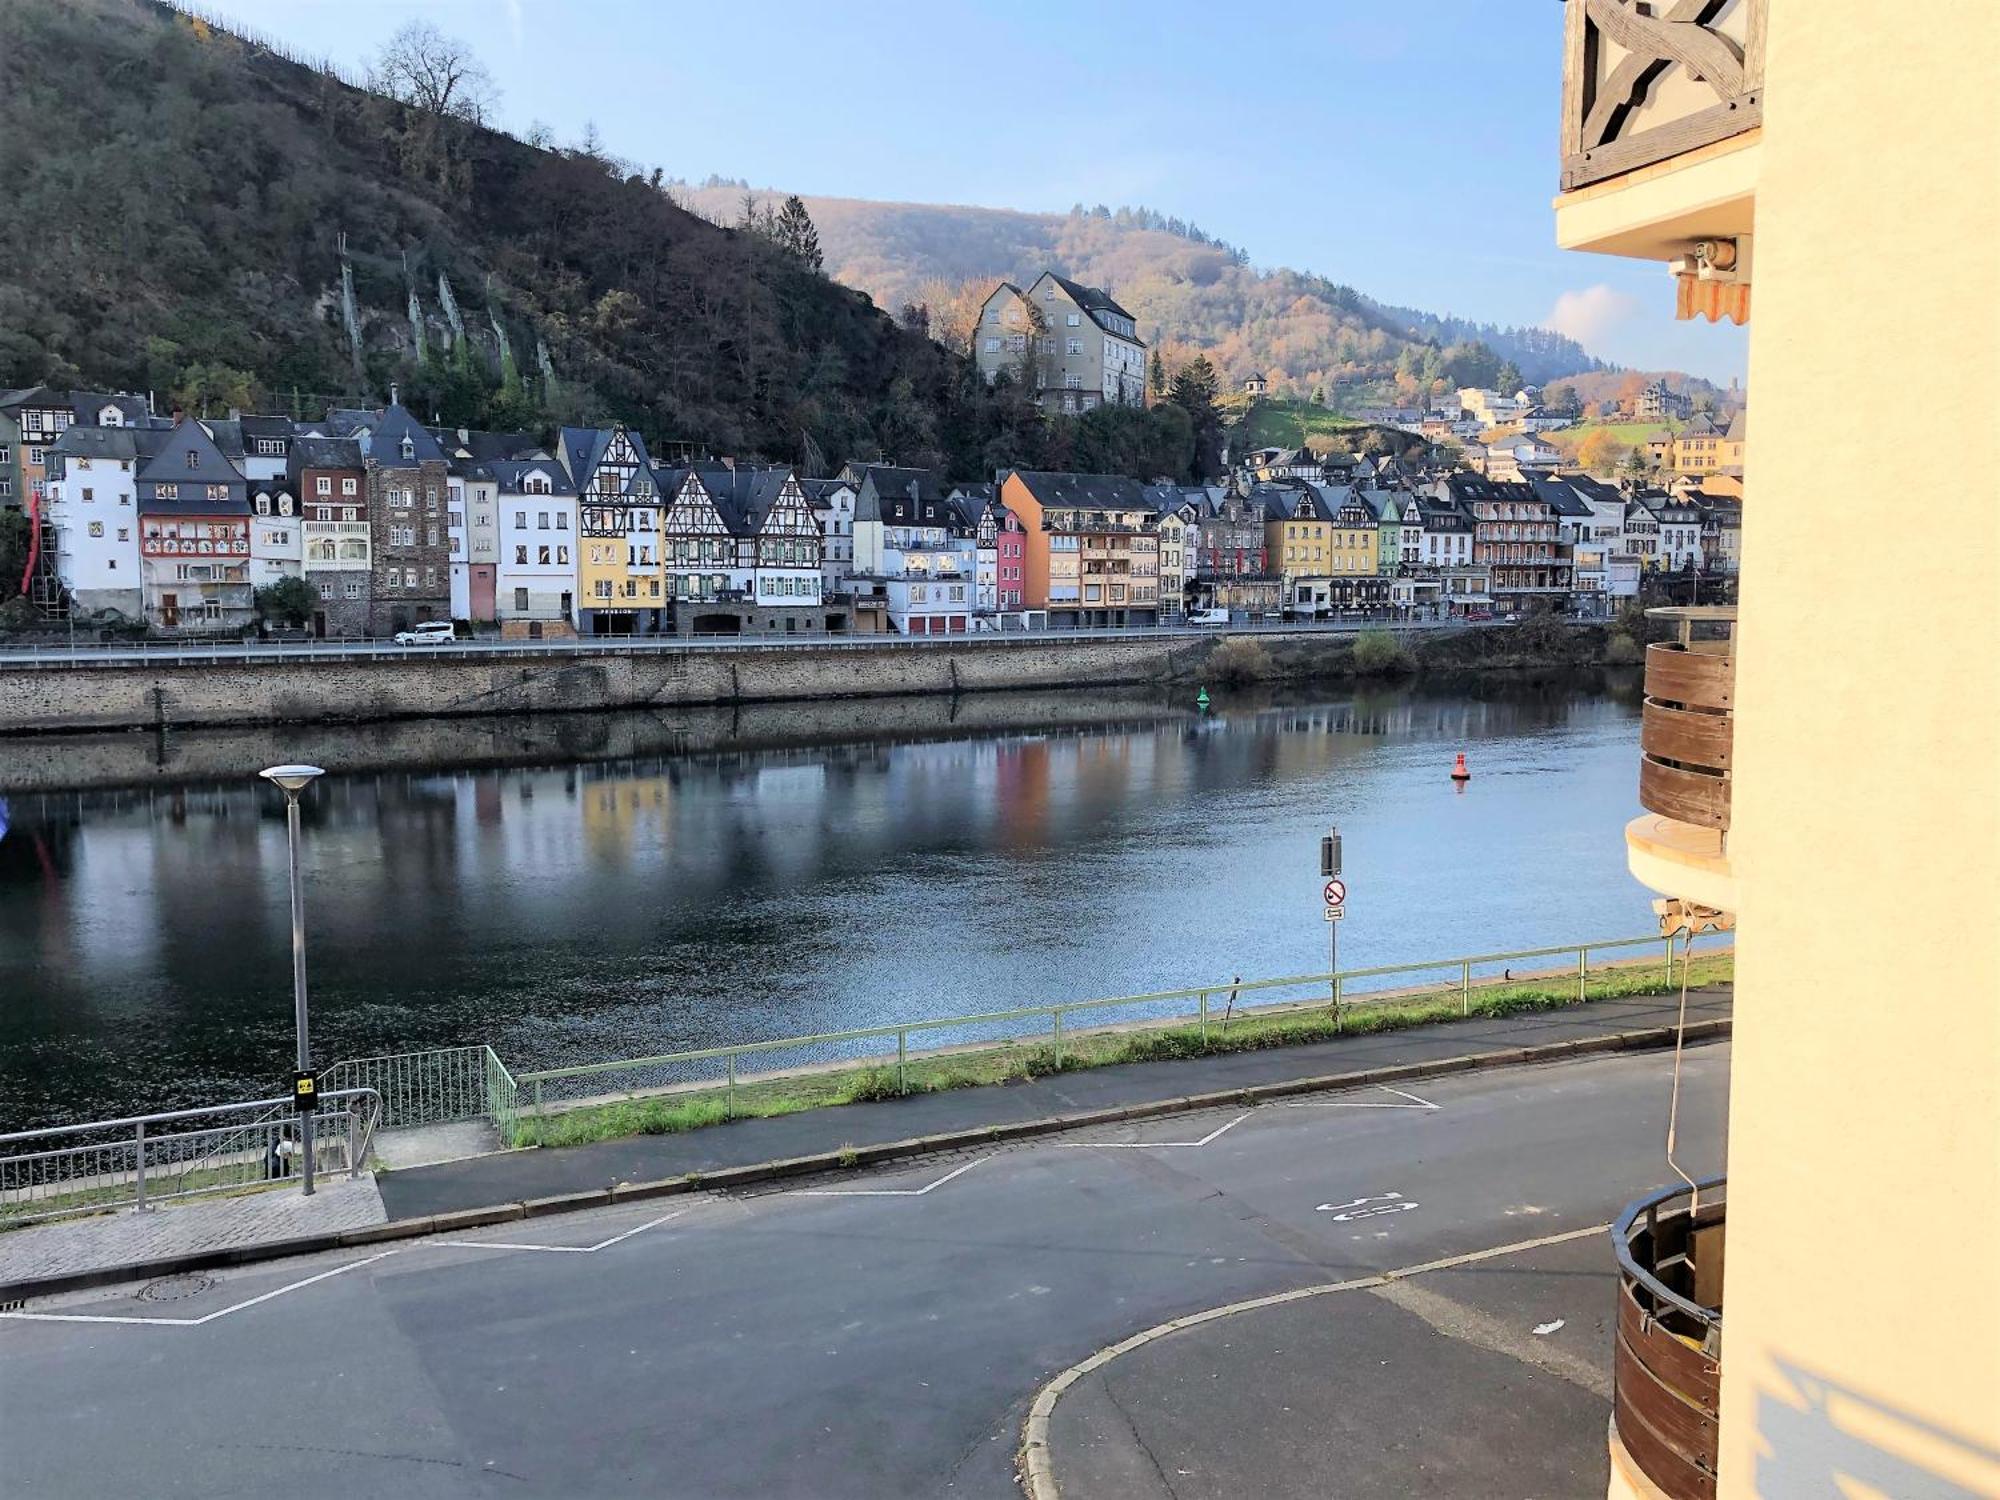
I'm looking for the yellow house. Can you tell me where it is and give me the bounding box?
[1554,2,1997,1497]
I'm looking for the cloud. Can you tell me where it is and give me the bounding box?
[1546,284,1643,353]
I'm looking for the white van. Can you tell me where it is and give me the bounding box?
[1188,608,1231,627]
[394,621,458,646]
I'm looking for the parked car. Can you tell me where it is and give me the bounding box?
[1464,609,1495,622]
[394,621,458,646]
[1188,607,1231,626]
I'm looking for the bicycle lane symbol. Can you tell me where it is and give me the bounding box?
[1316,1190,1420,1222]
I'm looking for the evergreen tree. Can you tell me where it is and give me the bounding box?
[1495,359,1524,395]
[774,194,823,272]
[1167,354,1222,481]
[1148,348,1167,400]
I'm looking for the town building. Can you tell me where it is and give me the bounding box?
[801,477,858,596]
[1671,411,1727,475]
[41,424,148,619]
[247,478,303,591]
[1634,378,1692,423]
[1000,470,1159,628]
[290,436,369,637]
[1144,489,1188,618]
[848,465,972,634]
[236,415,295,484]
[136,416,253,632]
[1444,472,1573,610]
[658,465,827,635]
[973,273,1147,413]
[1181,486,1280,618]
[562,423,663,635]
[492,458,578,636]
[362,402,452,634]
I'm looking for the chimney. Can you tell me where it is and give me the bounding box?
[389,382,401,407]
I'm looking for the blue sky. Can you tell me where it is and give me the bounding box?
[199,0,1746,383]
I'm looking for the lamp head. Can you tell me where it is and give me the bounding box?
[260,764,325,795]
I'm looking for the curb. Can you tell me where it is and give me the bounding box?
[1014,1221,1616,1500]
[0,1017,1728,1307]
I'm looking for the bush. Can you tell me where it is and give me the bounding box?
[1351,629,1417,676]
[1205,636,1273,686]
[1604,633,1644,665]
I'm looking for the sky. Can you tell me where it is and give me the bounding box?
[197,0,1747,383]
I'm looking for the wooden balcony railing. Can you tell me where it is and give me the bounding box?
[1560,0,1766,191]
[1640,607,1735,831]
[1612,1179,1725,1499]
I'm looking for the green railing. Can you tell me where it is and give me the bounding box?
[510,931,1733,1119]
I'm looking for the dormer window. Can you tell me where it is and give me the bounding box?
[184,449,199,470]
[400,435,415,461]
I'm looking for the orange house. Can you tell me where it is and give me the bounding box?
[999,470,1159,628]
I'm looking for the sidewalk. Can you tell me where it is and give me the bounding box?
[0,1173,385,1289]
[378,986,1731,1221]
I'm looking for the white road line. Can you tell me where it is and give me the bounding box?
[431,1211,681,1254]
[0,1251,401,1329]
[789,1156,993,1197]
[1283,1085,1440,1110]
[0,1212,687,1329]
[1048,1110,1255,1150]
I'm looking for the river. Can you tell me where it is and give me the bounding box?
[0,675,1656,1130]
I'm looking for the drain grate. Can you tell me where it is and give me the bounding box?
[136,1272,215,1303]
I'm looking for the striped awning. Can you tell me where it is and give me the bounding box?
[1676,273,1750,325]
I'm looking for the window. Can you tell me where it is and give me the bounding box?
[345,580,362,599]
[318,581,334,600]
[1064,373,1084,389]
[184,449,198,470]
[515,588,530,612]
[515,511,527,529]
[515,545,528,564]
[1066,339,1083,356]
[88,521,104,538]
[117,527,128,542]
[538,545,551,566]
[555,512,568,531]
[156,483,177,499]
[341,478,357,496]
[537,512,550,530]
[424,567,436,587]
[256,495,270,516]
[1066,312,1080,326]
[557,545,569,565]
[426,526,438,547]
[314,477,332,495]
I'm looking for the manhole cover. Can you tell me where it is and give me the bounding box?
[136,1272,215,1303]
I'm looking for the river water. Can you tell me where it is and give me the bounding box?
[0,676,1657,1129]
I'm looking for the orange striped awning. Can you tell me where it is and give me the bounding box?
[1676,274,1750,325]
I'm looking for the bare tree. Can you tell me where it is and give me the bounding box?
[371,21,497,124]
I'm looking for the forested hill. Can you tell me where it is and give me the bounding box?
[0,0,983,471]
[681,188,1607,398]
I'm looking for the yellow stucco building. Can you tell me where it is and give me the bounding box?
[1554,2,1998,1497]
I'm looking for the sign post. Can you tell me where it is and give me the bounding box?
[1320,828,1344,1016]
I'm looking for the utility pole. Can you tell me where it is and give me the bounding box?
[1320,827,1345,1011]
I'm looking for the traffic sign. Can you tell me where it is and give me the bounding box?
[292,1070,319,1113]
[1323,906,1345,922]
[1323,879,1347,907]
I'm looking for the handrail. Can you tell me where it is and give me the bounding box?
[516,931,1728,1087]
[1612,1175,1727,1331]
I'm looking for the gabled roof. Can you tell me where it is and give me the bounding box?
[1529,477,1595,518]
[236,414,295,446]
[51,426,141,461]
[487,458,576,495]
[0,385,69,414]
[1723,408,1747,442]
[853,465,951,524]
[430,426,538,466]
[686,465,802,536]
[1047,274,1136,325]
[288,436,364,475]
[137,417,246,490]
[367,404,447,468]
[1007,471,1151,512]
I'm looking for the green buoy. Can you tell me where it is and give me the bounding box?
[1196,685,1211,709]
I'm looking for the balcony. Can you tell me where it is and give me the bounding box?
[1628,607,1737,914]
[1611,1180,1724,1500]
[1556,0,1763,265]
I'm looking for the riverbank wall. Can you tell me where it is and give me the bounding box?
[0,625,1614,738]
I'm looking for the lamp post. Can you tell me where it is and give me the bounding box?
[260,764,324,1196]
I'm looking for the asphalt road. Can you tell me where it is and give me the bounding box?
[0,616,1520,669]
[0,1045,1729,1500]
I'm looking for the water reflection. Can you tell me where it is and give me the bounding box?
[1,679,1650,1128]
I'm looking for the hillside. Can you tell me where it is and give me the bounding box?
[682,188,1615,401]
[0,0,996,473]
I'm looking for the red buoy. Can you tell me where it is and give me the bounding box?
[1450,752,1471,782]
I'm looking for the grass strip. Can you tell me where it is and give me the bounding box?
[513,953,1732,1150]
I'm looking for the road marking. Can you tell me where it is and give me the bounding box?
[0,1250,400,1329]
[1284,1085,1439,1110]
[0,1212,687,1329]
[431,1211,681,1254]
[1317,1190,1421,1221]
[788,1155,993,1198]
[1017,1221,1609,1500]
[1048,1111,1254,1150]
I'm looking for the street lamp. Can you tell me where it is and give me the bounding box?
[260,764,324,1195]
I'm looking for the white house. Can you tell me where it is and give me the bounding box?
[237,416,294,484]
[802,477,858,595]
[248,481,304,588]
[43,425,145,617]
[493,458,578,633]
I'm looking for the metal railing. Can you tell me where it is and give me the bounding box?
[1613,1175,1727,1338]
[0,1089,380,1226]
[316,1047,492,1130]
[511,931,1734,1119]
[0,615,1564,669]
